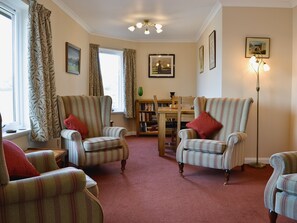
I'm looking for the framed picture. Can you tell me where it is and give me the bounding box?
[66,42,81,75]
[245,37,270,58]
[148,54,175,78]
[209,30,216,70]
[199,45,204,74]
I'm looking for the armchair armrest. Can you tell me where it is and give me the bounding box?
[264,151,297,211]
[226,132,247,145]
[0,167,86,205]
[26,150,59,173]
[61,129,82,140]
[60,129,85,166]
[102,126,127,138]
[178,128,198,140]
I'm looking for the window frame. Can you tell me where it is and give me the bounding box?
[0,1,29,130]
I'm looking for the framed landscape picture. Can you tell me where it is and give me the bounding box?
[209,30,216,70]
[245,37,270,58]
[148,54,175,78]
[199,45,204,73]
[66,42,81,75]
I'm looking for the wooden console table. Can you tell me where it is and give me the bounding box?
[25,148,68,167]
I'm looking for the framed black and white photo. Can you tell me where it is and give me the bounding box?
[209,30,216,70]
[245,37,270,58]
[148,54,175,78]
[199,45,204,73]
[66,42,81,75]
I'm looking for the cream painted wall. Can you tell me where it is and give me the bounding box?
[38,0,90,96]
[291,6,297,150]
[197,9,223,97]
[223,7,292,159]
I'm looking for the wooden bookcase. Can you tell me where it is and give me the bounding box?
[135,99,171,136]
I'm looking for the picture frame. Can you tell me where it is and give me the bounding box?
[245,37,270,58]
[199,45,204,74]
[148,54,175,78]
[209,30,216,70]
[66,42,81,75]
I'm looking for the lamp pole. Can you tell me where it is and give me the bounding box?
[249,57,266,168]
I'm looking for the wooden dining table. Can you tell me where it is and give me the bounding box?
[157,107,194,156]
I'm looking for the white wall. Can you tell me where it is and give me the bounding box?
[197,9,223,97]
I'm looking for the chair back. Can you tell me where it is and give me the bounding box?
[194,97,253,141]
[0,114,9,185]
[57,95,112,138]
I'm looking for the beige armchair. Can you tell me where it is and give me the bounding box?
[57,95,129,170]
[176,97,253,184]
[264,151,297,222]
[0,114,103,223]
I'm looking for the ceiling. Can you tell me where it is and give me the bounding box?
[52,0,297,42]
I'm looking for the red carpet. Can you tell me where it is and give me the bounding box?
[85,136,296,223]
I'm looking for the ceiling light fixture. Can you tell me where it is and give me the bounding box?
[128,19,163,35]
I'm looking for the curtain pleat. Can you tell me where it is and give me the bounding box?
[123,49,136,118]
[28,0,61,142]
[89,44,104,96]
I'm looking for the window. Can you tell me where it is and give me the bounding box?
[0,1,29,129]
[99,48,124,112]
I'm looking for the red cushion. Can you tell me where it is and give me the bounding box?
[186,112,223,139]
[64,114,88,139]
[3,140,40,180]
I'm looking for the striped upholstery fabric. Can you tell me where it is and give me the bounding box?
[57,95,129,168]
[264,151,297,221]
[0,115,103,222]
[176,97,253,181]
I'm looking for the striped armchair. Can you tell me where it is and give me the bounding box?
[264,152,297,222]
[176,97,253,184]
[57,95,129,170]
[0,115,103,223]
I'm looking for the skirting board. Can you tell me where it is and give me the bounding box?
[244,157,270,164]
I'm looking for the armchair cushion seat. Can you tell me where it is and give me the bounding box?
[184,139,226,154]
[83,137,122,152]
[277,174,297,195]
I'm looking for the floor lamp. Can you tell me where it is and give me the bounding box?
[248,54,270,168]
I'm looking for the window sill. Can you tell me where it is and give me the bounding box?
[3,129,31,140]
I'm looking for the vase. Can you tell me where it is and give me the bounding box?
[170,92,175,98]
[138,87,143,96]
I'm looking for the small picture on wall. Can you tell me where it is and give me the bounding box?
[245,37,270,58]
[209,30,216,70]
[66,42,81,75]
[148,54,175,78]
[199,45,204,74]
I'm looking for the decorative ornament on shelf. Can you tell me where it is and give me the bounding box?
[138,87,143,97]
[248,54,270,169]
[170,92,175,99]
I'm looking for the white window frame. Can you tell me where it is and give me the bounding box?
[99,48,124,113]
[0,0,29,132]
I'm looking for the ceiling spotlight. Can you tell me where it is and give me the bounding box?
[128,19,163,35]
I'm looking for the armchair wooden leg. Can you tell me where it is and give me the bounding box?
[269,210,277,223]
[178,162,184,177]
[224,169,230,185]
[121,160,126,173]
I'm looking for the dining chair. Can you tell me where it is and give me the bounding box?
[153,95,177,148]
[176,96,195,145]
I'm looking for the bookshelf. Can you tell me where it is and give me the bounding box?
[135,99,171,136]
